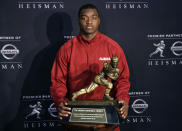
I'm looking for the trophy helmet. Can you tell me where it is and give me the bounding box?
[111,56,119,68]
[111,56,118,62]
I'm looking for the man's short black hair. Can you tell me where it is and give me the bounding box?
[78,4,100,18]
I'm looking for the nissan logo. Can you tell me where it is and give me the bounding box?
[1,44,19,60]
[132,99,148,114]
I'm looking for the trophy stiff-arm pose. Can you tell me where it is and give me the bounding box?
[72,56,120,101]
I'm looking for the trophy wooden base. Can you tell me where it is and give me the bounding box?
[60,100,121,131]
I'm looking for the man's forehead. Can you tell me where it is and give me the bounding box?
[80,8,98,16]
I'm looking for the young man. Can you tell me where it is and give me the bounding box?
[50,4,130,131]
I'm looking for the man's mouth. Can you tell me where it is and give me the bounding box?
[86,26,93,29]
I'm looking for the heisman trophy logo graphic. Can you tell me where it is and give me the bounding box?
[149,40,165,58]
[25,101,42,119]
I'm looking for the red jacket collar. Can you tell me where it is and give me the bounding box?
[78,32,101,45]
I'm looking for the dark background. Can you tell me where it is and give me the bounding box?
[0,0,182,131]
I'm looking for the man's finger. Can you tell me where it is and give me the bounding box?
[118,100,124,104]
[57,102,65,111]
[118,111,123,116]
[119,110,125,115]
[122,114,126,119]
[120,105,128,111]
[120,110,124,114]
[120,106,124,111]
[62,106,71,111]
[119,112,127,119]
[59,112,69,117]
[61,110,71,115]
[122,110,128,118]
[58,102,68,107]
[58,102,71,111]
[64,102,68,105]
[58,112,64,117]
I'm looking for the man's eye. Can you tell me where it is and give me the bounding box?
[92,16,97,20]
[81,17,87,20]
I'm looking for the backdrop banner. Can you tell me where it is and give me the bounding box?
[0,0,181,131]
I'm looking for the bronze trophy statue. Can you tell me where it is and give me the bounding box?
[72,56,120,101]
[61,56,121,131]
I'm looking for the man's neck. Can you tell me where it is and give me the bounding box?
[81,31,98,41]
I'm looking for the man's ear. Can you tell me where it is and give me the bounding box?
[98,17,101,25]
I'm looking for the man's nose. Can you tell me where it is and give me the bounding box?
[86,18,92,24]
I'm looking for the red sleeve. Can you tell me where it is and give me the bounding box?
[50,45,69,109]
[113,47,130,104]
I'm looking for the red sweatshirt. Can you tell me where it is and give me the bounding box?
[50,32,130,106]
[50,32,130,131]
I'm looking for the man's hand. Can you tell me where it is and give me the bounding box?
[57,102,71,120]
[118,100,129,119]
